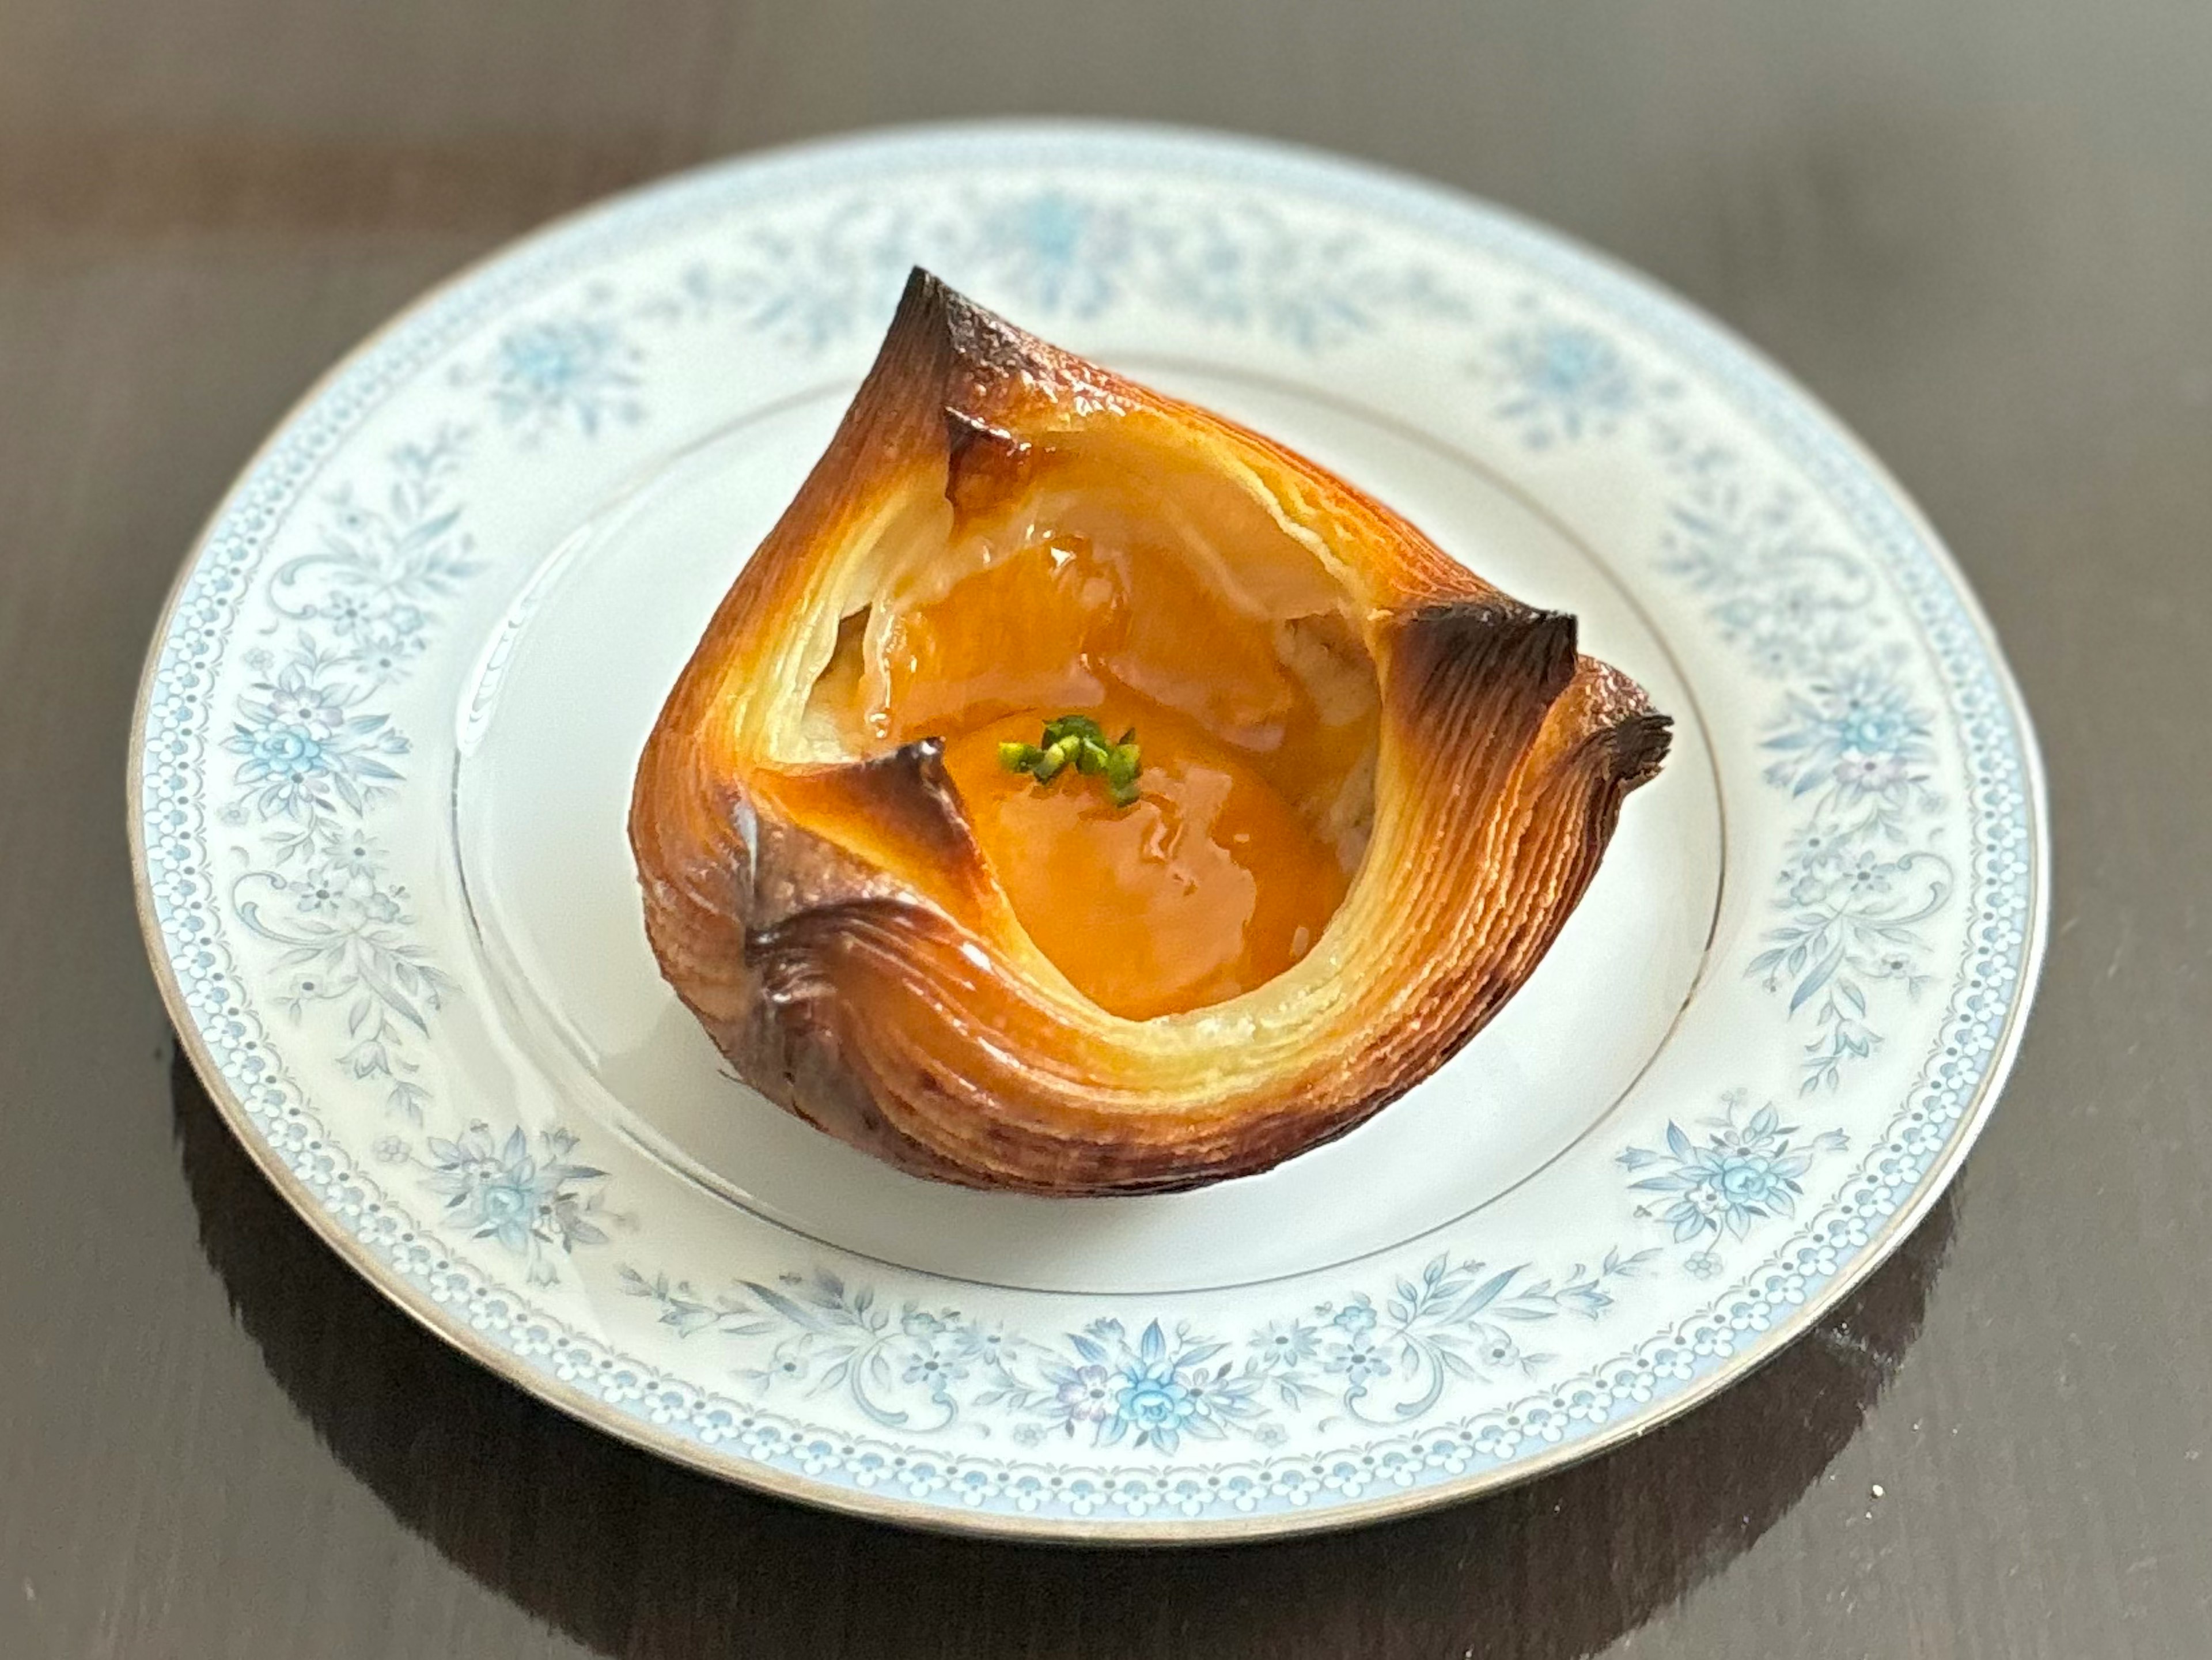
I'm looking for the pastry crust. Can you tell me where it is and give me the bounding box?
[631,269,1669,1194]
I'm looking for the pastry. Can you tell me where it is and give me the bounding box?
[631,269,1669,1194]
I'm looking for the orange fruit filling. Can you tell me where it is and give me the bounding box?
[858,527,1368,1020]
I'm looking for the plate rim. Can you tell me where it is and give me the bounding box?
[128,116,2051,1545]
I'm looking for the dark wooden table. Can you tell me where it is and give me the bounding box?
[5,2,2208,1654]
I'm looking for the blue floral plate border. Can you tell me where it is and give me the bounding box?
[130,121,2047,1541]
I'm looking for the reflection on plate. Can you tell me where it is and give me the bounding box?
[131,122,2044,1540]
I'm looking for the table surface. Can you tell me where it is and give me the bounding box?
[4,1,2209,1655]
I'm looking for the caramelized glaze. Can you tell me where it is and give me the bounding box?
[940,704,1346,1020]
[863,528,1358,1020]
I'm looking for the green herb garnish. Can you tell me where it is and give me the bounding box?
[999,714,1143,808]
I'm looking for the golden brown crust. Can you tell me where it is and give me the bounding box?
[630,269,1670,1194]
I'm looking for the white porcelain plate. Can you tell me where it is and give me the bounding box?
[132,123,2046,1541]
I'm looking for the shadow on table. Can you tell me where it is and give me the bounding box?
[173,1049,1958,1660]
